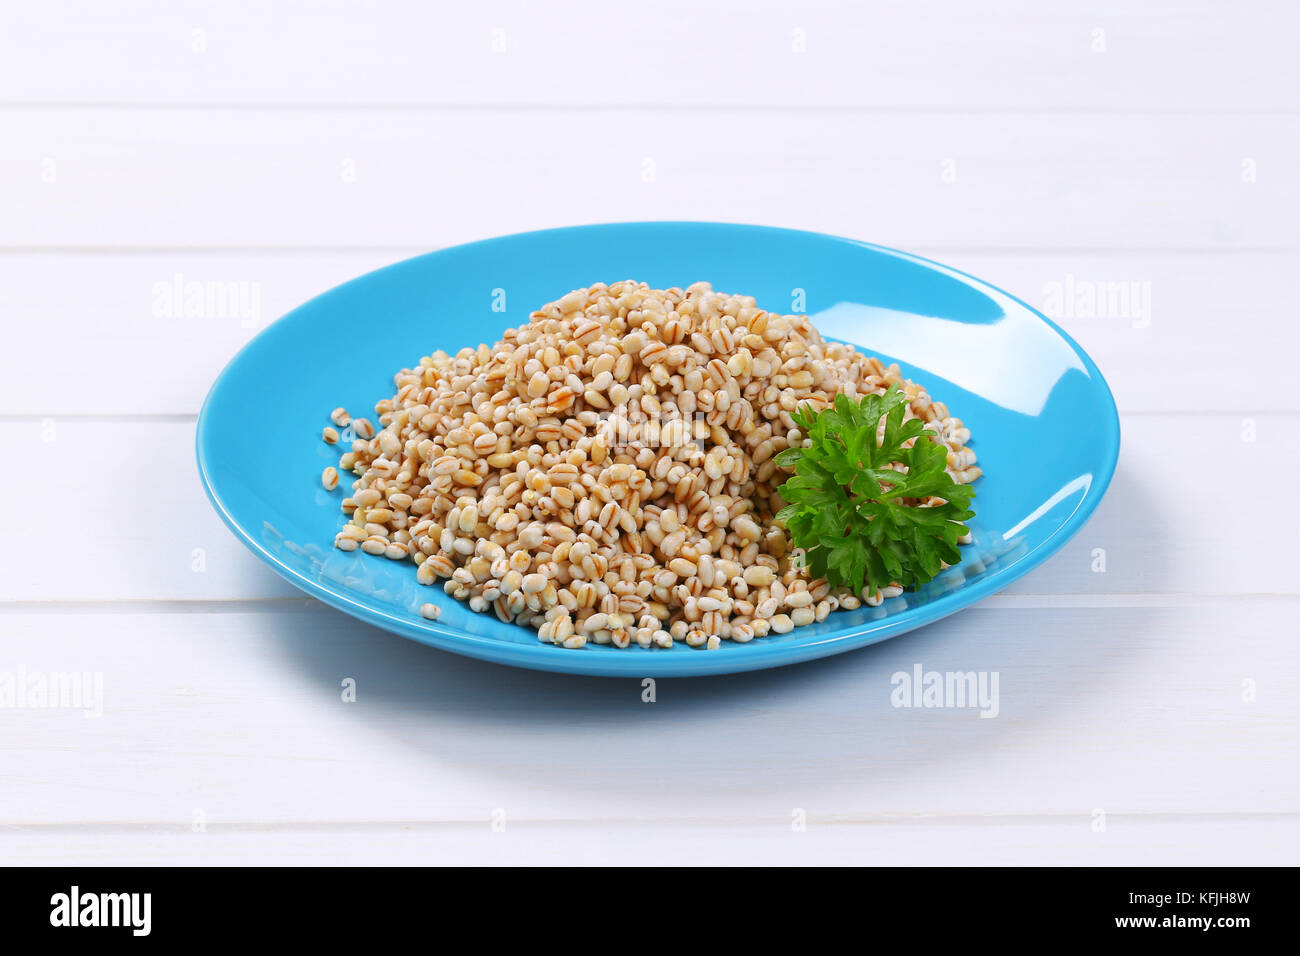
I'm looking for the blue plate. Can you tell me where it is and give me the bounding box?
[197,223,1119,677]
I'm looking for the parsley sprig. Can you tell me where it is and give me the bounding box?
[774,385,976,594]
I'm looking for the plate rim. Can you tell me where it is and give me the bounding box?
[196,220,1121,677]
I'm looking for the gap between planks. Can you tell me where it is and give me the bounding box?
[1,245,1297,256]
[3,102,1299,116]
[1,410,1293,424]
[0,594,1296,615]
[4,810,1298,834]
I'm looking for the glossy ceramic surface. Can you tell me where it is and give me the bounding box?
[197,222,1120,677]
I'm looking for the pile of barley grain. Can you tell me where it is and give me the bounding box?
[322,281,978,650]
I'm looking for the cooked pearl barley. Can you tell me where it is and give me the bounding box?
[320,466,339,490]
[420,603,441,621]
[323,281,975,649]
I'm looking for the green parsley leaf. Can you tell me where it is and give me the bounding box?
[775,385,976,594]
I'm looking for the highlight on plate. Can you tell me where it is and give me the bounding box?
[317,281,979,650]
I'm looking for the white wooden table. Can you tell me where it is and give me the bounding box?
[2,1,1297,865]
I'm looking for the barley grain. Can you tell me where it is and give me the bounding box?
[323,280,976,649]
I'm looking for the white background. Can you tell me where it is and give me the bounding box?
[1,1,1297,865]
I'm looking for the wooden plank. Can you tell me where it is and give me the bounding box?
[0,411,1287,601]
[1,249,1291,417]
[2,1,1295,111]
[3,109,1294,250]
[0,251,398,417]
[0,604,1295,826]
[1,418,301,602]
[1,816,1294,866]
